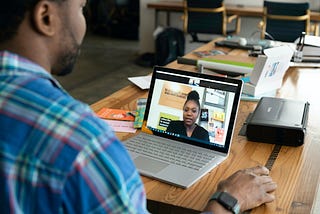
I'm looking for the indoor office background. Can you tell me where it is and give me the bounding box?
[56,18,259,105]
[56,1,319,105]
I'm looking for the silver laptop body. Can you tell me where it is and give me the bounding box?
[124,66,243,188]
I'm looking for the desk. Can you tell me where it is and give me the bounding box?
[147,1,320,26]
[91,39,320,213]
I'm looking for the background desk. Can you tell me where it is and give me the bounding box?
[91,40,320,213]
[147,1,320,23]
[140,1,320,55]
[148,2,265,27]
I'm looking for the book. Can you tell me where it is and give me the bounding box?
[133,98,147,128]
[193,49,226,57]
[96,108,135,121]
[197,55,255,75]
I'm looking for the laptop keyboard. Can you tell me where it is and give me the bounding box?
[125,135,216,171]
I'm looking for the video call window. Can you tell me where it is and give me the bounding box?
[146,76,236,148]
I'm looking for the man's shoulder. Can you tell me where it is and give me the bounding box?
[1,66,117,164]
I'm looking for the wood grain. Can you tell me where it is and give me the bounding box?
[91,38,320,213]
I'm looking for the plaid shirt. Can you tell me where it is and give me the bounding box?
[0,51,148,214]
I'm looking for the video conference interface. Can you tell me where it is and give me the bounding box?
[143,70,240,151]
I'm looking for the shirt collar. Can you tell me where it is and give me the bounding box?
[0,50,66,92]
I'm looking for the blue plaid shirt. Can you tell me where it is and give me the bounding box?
[0,51,149,214]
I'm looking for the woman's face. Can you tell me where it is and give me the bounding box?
[183,100,200,127]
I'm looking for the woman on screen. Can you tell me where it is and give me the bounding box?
[166,90,210,142]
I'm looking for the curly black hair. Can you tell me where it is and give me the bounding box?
[185,90,200,108]
[0,0,65,43]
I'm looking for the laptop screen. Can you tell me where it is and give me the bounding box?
[141,66,243,153]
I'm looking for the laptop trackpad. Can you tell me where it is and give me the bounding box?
[134,156,169,174]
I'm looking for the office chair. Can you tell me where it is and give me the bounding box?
[261,1,311,42]
[183,0,241,43]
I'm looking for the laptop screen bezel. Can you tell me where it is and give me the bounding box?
[141,66,243,153]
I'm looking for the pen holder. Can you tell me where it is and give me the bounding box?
[293,50,303,62]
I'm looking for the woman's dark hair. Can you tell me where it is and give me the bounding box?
[185,90,200,108]
[0,0,65,43]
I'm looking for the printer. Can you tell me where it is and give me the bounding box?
[246,97,309,146]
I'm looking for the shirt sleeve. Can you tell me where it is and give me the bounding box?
[60,117,149,214]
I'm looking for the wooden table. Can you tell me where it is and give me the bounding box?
[91,40,320,213]
[147,1,320,27]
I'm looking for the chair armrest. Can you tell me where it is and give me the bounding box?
[227,15,241,35]
[227,14,238,23]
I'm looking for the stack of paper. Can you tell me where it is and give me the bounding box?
[294,35,320,62]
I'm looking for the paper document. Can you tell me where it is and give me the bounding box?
[103,119,136,133]
[128,75,151,90]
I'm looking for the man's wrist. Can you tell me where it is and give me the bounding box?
[203,200,233,214]
[209,191,240,214]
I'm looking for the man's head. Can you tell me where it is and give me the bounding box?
[0,0,87,76]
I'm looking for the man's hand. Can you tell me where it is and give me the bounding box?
[204,166,277,213]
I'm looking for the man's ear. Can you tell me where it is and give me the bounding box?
[32,1,59,36]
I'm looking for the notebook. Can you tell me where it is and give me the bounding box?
[124,66,243,188]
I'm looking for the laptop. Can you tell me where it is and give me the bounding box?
[124,66,243,188]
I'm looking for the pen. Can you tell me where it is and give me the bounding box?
[127,111,136,117]
[298,32,306,52]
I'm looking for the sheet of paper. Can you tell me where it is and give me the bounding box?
[128,75,152,90]
[103,119,137,133]
[290,61,320,67]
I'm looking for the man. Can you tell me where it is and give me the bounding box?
[0,0,277,213]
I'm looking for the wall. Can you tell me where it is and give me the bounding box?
[139,0,184,54]
[139,0,156,54]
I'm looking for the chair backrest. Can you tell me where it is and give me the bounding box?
[183,0,227,36]
[262,1,310,42]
